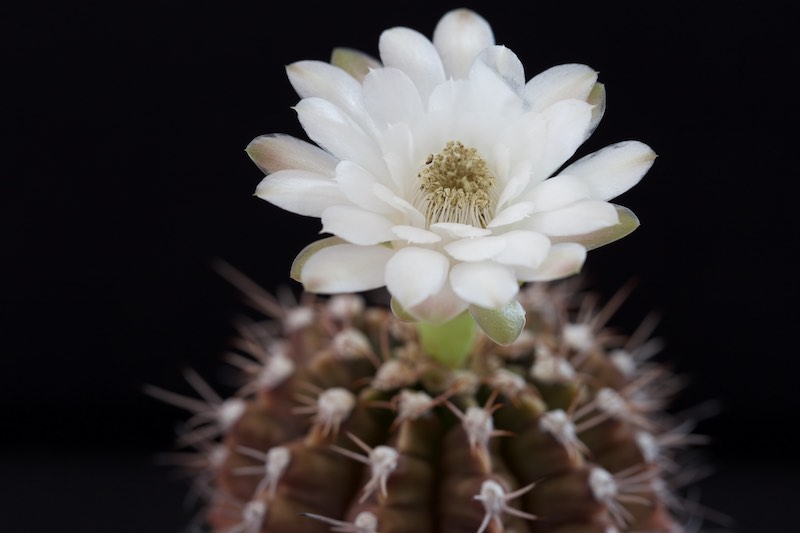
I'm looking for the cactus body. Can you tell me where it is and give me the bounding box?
[154,274,703,533]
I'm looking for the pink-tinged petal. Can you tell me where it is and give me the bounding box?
[246,134,337,177]
[494,230,551,268]
[517,243,586,282]
[321,205,395,245]
[385,247,449,309]
[431,222,492,238]
[523,174,592,211]
[472,45,525,95]
[255,169,347,217]
[300,243,394,293]
[444,236,506,261]
[286,61,377,138]
[523,64,598,112]
[525,200,619,236]
[331,47,382,83]
[405,282,469,324]
[559,141,657,201]
[551,205,639,251]
[335,161,396,214]
[533,99,594,181]
[432,8,494,80]
[295,97,388,178]
[487,201,536,228]
[450,261,519,309]
[378,27,446,101]
[391,225,441,244]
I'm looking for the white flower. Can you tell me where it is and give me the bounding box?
[249,8,655,328]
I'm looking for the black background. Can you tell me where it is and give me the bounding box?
[3,1,797,531]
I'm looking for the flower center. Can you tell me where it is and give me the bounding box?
[415,141,497,228]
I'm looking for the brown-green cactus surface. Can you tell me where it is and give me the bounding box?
[149,269,706,533]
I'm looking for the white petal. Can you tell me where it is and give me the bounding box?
[494,230,551,268]
[430,222,492,238]
[290,236,345,282]
[534,99,594,181]
[472,45,525,95]
[445,236,506,261]
[450,261,519,309]
[379,27,446,101]
[295,98,388,178]
[517,243,586,282]
[523,174,592,211]
[468,48,523,112]
[321,205,396,245]
[559,141,657,201]
[301,244,394,293]
[487,201,536,228]
[433,8,494,79]
[385,247,450,309]
[335,161,395,214]
[523,64,599,112]
[525,200,619,236]
[498,111,546,175]
[246,134,337,177]
[286,60,376,136]
[362,67,424,126]
[392,225,441,244]
[406,282,469,324]
[255,169,347,217]
[496,161,531,209]
[372,181,426,227]
[331,47,382,83]
[551,205,639,251]
[588,82,606,134]
[427,78,472,113]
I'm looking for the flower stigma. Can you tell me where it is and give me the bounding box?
[415,141,497,228]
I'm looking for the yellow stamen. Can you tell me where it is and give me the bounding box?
[415,141,497,228]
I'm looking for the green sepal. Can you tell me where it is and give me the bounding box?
[552,204,640,251]
[469,298,526,346]
[289,236,346,282]
[417,312,477,369]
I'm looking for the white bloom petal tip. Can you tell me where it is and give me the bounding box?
[331,47,382,82]
[552,205,640,251]
[290,237,346,282]
[295,241,394,293]
[385,248,449,309]
[519,243,587,282]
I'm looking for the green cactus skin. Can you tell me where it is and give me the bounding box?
[153,270,706,533]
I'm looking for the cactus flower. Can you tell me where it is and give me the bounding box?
[249,8,656,334]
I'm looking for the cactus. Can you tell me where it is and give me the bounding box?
[147,8,717,532]
[147,265,708,533]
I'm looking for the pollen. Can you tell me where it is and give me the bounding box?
[415,141,497,228]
